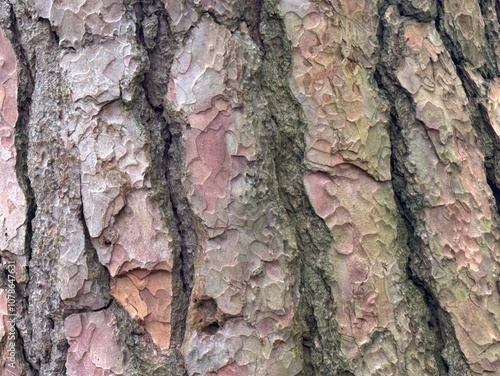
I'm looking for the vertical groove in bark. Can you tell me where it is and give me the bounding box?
[280,0,444,374]
[433,0,500,219]
[374,8,467,373]
[2,2,67,372]
[7,1,35,274]
[127,0,192,354]
[384,81,470,375]
[165,3,305,372]
[433,2,500,371]
[378,4,500,374]
[128,1,202,368]
[20,13,68,375]
[378,57,448,376]
[259,1,350,374]
[433,1,500,372]
[477,0,500,76]
[0,3,36,375]
[376,17,473,376]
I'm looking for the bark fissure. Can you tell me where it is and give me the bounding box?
[8,5,36,270]
[434,0,500,215]
[389,98,451,376]
[436,0,496,78]
[3,3,39,374]
[14,9,82,373]
[478,0,500,76]
[164,123,199,345]
[383,82,471,375]
[376,8,477,374]
[124,1,195,367]
[258,1,352,374]
[373,25,450,367]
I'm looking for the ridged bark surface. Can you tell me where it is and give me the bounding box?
[0,0,500,375]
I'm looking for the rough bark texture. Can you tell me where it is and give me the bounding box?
[0,0,500,375]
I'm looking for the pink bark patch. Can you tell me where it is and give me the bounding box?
[304,167,401,359]
[187,103,247,214]
[65,311,124,376]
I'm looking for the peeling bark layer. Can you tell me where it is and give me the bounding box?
[1,0,500,375]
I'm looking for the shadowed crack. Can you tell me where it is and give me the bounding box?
[128,0,198,360]
[374,7,473,374]
[257,1,353,374]
[0,3,39,375]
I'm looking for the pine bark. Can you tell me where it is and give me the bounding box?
[0,0,500,375]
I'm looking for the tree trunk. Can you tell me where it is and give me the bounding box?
[1,0,500,375]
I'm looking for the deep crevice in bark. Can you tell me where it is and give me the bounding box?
[435,0,495,78]
[374,10,448,372]
[8,0,36,280]
[434,0,500,220]
[374,73,450,376]
[267,100,349,375]
[16,11,75,374]
[436,0,500,211]
[258,1,352,374]
[242,0,264,52]
[164,121,200,345]
[129,0,197,358]
[2,3,39,375]
[396,0,436,22]
[478,0,500,76]
[375,9,473,374]
[384,86,471,376]
[389,126,450,376]
[444,57,500,216]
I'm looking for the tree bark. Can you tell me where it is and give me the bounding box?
[0,0,500,375]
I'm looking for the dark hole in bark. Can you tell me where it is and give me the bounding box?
[202,322,220,335]
[192,298,224,335]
